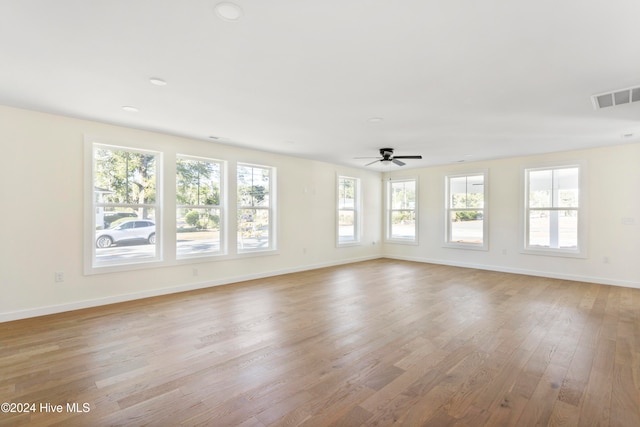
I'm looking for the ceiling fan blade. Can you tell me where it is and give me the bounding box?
[392,159,406,166]
[354,156,382,159]
[365,159,381,166]
[393,155,422,159]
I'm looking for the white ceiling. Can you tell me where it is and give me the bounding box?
[1,0,640,170]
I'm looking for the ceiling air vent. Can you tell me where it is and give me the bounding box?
[592,85,640,109]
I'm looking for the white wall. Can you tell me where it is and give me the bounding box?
[1,104,638,322]
[0,105,382,321]
[382,145,640,288]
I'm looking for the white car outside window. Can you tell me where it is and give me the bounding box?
[96,219,156,248]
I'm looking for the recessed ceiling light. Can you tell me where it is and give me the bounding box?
[122,106,139,113]
[214,2,243,22]
[367,117,384,123]
[621,132,634,139]
[149,77,167,86]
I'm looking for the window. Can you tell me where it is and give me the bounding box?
[386,178,417,242]
[90,143,161,269]
[445,172,488,249]
[176,156,224,258]
[337,176,361,245]
[524,164,584,256]
[237,163,275,252]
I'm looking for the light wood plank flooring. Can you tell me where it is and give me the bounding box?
[1,259,639,426]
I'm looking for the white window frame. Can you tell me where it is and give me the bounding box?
[336,175,361,246]
[237,163,277,254]
[176,155,226,259]
[85,140,163,274]
[385,177,418,244]
[522,161,586,258]
[444,170,489,251]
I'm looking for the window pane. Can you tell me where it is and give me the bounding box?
[525,165,581,255]
[337,176,360,245]
[338,210,355,242]
[238,164,273,252]
[528,168,579,209]
[176,157,223,258]
[450,211,484,244]
[528,170,552,208]
[391,181,415,210]
[450,175,484,209]
[94,147,156,205]
[556,168,579,208]
[558,210,578,248]
[528,210,578,249]
[465,175,484,208]
[176,158,220,206]
[95,208,157,263]
[177,208,221,257]
[338,177,356,209]
[391,210,415,239]
[450,177,467,208]
[92,144,159,269]
[238,165,270,207]
[528,210,550,247]
[238,208,270,250]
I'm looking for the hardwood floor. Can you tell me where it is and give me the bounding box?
[1,259,639,426]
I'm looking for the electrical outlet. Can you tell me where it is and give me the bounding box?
[192,268,199,277]
[54,272,64,283]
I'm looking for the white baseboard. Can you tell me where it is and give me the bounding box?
[0,255,381,323]
[4,254,636,323]
[383,254,640,289]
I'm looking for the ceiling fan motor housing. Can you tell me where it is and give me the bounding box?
[380,148,394,159]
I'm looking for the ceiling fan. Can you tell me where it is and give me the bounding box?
[358,148,423,166]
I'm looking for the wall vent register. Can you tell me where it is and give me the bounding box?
[592,85,640,109]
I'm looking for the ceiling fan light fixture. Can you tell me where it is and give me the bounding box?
[363,148,422,167]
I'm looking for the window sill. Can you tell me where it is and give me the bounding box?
[236,248,280,258]
[521,247,586,259]
[85,258,164,276]
[384,238,419,246]
[443,242,488,251]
